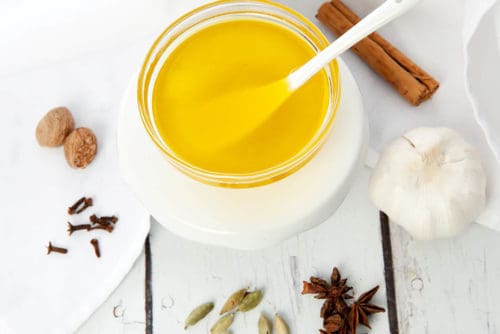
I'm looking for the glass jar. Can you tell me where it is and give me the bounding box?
[137,0,340,188]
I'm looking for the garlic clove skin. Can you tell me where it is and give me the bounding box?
[369,127,486,240]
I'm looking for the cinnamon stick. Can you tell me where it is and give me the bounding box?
[317,1,439,106]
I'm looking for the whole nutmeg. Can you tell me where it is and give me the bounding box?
[35,106,75,147]
[64,127,98,169]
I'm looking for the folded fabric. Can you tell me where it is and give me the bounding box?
[463,0,500,230]
[0,33,150,334]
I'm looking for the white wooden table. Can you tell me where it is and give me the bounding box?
[2,0,499,332]
[77,168,500,334]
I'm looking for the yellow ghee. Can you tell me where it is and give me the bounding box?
[152,18,330,174]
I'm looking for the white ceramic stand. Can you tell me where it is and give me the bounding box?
[117,59,368,249]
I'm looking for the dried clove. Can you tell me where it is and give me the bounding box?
[90,239,100,258]
[100,215,118,224]
[47,242,68,255]
[90,214,118,227]
[68,197,85,214]
[89,224,114,233]
[67,222,91,236]
[68,196,93,215]
[76,198,93,214]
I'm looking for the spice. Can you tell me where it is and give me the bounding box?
[316,0,439,106]
[90,239,101,258]
[303,267,385,334]
[35,106,75,147]
[302,271,352,304]
[90,214,118,226]
[258,313,272,334]
[274,314,290,334]
[64,127,98,169]
[219,288,248,315]
[99,215,118,224]
[348,286,385,334]
[68,196,93,215]
[67,222,91,236]
[36,106,98,168]
[89,224,114,233]
[76,198,93,214]
[210,313,235,334]
[184,302,214,329]
[237,290,263,312]
[323,314,344,333]
[68,197,85,214]
[48,198,119,258]
[46,242,68,255]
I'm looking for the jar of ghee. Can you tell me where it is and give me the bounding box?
[138,0,340,187]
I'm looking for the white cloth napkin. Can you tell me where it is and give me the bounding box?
[463,0,500,229]
[0,91,151,333]
[0,76,151,333]
[332,0,500,231]
[0,2,155,331]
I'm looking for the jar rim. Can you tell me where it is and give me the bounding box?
[137,0,341,187]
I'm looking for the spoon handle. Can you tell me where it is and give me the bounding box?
[287,0,420,91]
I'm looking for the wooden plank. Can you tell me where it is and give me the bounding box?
[391,221,500,333]
[76,251,146,334]
[150,169,390,333]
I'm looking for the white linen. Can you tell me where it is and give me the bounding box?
[464,0,500,229]
[0,1,155,332]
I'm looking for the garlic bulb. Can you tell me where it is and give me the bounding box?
[369,127,486,240]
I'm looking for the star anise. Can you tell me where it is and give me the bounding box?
[323,314,344,332]
[319,314,349,334]
[348,286,386,334]
[302,267,385,334]
[303,267,353,333]
[302,267,353,301]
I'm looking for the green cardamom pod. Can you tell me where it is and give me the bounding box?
[237,290,263,312]
[184,302,214,329]
[258,313,272,334]
[210,313,235,334]
[274,313,290,334]
[219,288,248,314]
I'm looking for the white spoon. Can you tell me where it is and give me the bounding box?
[199,0,421,150]
[288,0,420,90]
